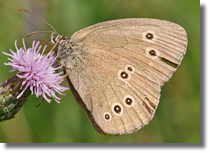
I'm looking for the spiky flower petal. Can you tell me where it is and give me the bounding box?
[3,39,68,103]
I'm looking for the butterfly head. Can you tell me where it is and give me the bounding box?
[50,32,62,45]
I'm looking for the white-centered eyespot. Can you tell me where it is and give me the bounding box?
[123,95,135,107]
[142,30,157,42]
[103,112,112,122]
[111,102,124,116]
[146,47,160,60]
[125,65,135,74]
[118,69,131,82]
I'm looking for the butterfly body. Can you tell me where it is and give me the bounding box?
[51,18,188,135]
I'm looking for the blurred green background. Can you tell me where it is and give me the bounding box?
[0,0,200,143]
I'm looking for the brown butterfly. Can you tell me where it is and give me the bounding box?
[19,9,188,135]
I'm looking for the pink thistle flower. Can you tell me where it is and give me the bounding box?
[3,39,68,103]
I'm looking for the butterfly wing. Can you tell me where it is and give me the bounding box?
[66,18,187,135]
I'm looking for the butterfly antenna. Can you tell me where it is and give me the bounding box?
[18,9,57,34]
[26,31,53,38]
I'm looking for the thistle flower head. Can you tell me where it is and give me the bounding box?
[3,39,68,103]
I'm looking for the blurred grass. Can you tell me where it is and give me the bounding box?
[0,0,200,143]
